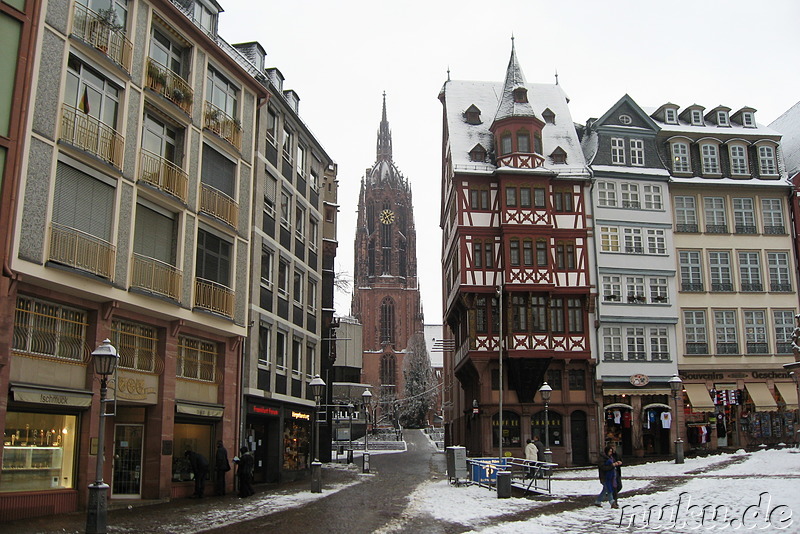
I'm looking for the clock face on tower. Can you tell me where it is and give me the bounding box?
[380,209,395,224]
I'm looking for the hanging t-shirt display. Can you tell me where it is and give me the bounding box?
[660,412,672,429]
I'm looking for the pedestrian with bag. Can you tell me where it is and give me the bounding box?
[234,446,255,498]
[594,445,621,508]
[215,440,231,496]
[184,449,209,498]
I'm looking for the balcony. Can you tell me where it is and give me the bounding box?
[130,253,182,301]
[676,224,698,233]
[145,58,193,114]
[706,225,728,234]
[49,223,115,279]
[60,104,124,168]
[764,225,785,235]
[200,184,239,227]
[204,101,242,150]
[194,277,234,318]
[70,3,132,73]
[735,225,758,235]
[139,150,188,203]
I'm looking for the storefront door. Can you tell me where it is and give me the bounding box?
[570,411,589,465]
[112,424,143,497]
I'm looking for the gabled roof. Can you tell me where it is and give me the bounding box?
[593,94,660,132]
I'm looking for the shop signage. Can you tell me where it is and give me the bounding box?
[630,374,649,387]
[682,371,791,381]
[291,411,310,420]
[176,402,224,418]
[251,405,279,416]
[115,373,157,403]
[12,386,92,407]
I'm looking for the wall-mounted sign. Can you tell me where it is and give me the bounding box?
[630,374,650,387]
[291,411,310,420]
[251,405,279,416]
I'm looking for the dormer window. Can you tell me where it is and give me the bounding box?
[469,144,486,163]
[742,112,755,128]
[194,0,218,35]
[517,131,530,153]
[691,110,703,126]
[464,104,482,125]
[512,87,528,103]
[542,108,555,124]
[665,108,678,124]
[550,147,567,164]
[717,111,729,126]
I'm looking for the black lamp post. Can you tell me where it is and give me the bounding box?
[362,389,372,473]
[86,339,119,534]
[309,374,325,493]
[539,382,552,464]
[668,374,684,464]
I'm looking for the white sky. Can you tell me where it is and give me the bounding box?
[218,0,800,322]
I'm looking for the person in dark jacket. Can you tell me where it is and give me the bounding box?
[594,445,621,508]
[611,448,623,502]
[215,440,231,495]
[184,450,209,498]
[234,446,255,498]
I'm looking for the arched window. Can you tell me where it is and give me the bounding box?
[380,298,395,344]
[492,410,521,448]
[380,353,396,386]
[531,410,563,447]
[368,240,375,276]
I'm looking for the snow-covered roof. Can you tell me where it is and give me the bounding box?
[643,107,781,138]
[591,165,671,177]
[669,175,790,188]
[443,80,587,174]
[769,100,800,176]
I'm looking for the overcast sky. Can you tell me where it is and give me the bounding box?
[218,0,800,323]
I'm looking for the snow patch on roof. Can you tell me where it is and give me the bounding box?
[770,100,800,176]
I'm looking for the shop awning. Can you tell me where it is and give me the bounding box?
[744,383,778,412]
[683,383,715,412]
[176,402,224,418]
[775,382,799,410]
[11,384,93,407]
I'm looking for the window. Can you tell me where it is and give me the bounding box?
[505,186,517,207]
[264,176,277,218]
[704,197,727,233]
[380,353,397,387]
[509,239,520,267]
[567,298,584,333]
[275,331,286,369]
[282,127,294,161]
[649,277,668,303]
[568,369,586,390]
[258,324,271,366]
[517,132,530,153]
[194,0,218,34]
[555,241,575,269]
[626,327,646,360]
[553,190,573,212]
[701,144,720,174]
[602,327,622,360]
[619,114,632,125]
[206,67,237,118]
[380,298,395,343]
[733,198,756,234]
[642,184,662,210]
[679,251,703,291]
[597,181,617,207]
[296,145,306,177]
[291,338,301,374]
[630,139,644,166]
[150,27,186,78]
[729,145,748,175]
[485,241,494,268]
[177,335,216,382]
[535,240,547,267]
[196,228,231,287]
[742,112,755,128]
[714,310,738,354]
[674,196,698,232]
[293,270,303,305]
[522,240,533,266]
[470,188,490,210]
[621,183,639,208]
[768,252,792,292]
[691,109,703,125]
[758,145,777,175]
[294,204,305,239]
[623,228,643,254]
[709,251,733,292]
[142,113,180,164]
[626,276,645,303]
[277,259,289,297]
[519,187,531,208]
[13,296,87,361]
[550,297,565,333]
[650,327,670,360]
[475,296,489,333]
[665,108,677,124]
[531,295,546,332]
[201,144,236,198]
[684,310,708,354]
[309,219,319,252]
[738,252,762,292]
[472,241,482,269]
[307,278,317,311]
[599,226,620,253]
[671,142,690,173]
[717,111,729,126]
[266,107,278,145]
[761,199,784,234]
[534,188,546,208]
[646,229,666,255]
[65,55,120,130]
[602,275,621,302]
[134,202,177,267]
[611,138,625,165]
[512,295,527,332]
[306,344,316,377]
[743,310,768,354]
[500,134,512,155]
[773,310,795,354]
[280,190,291,227]
[546,369,561,389]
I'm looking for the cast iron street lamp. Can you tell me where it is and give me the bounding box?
[310,374,326,493]
[362,388,372,473]
[86,339,119,534]
[539,382,552,464]
[669,374,685,464]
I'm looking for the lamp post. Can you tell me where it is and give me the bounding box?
[362,389,372,473]
[539,382,552,464]
[669,374,684,464]
[496,286,503,460]
[309,374,326,493]
[86,339,119,534]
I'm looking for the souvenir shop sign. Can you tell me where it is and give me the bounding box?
[681,371,791,381]
[630,374,649,387]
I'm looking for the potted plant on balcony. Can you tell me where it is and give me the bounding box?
[147,62,167,93]
[205,108,221,129]
[171,88,192,109]
[94,8,124,53]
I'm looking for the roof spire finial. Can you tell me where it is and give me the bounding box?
[377,92,392,161]
[555,68,559,85]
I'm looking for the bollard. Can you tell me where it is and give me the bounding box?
[363,452,370,473]
[496,470,511,498]
[347,449,354,464]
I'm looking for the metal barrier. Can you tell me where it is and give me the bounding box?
[465,457,557,496]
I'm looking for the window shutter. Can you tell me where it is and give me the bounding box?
[201,145,235,197]
[134,204,175,264]
[54,162,114,242]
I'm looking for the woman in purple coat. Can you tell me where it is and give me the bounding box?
[594,445,621,508]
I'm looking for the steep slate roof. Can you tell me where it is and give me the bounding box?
[443,80,586,173]
[770,100,800,176]
[493,38,539,123]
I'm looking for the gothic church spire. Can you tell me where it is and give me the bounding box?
[376,91,392,161]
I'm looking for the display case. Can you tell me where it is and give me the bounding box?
[1,447,65,490]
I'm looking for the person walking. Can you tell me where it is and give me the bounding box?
[594,445,621,508]
[610,447,623,502]
[215,440,231,496]
[532,435,545,462]
[184,449,209,498]
[234,446,255,498]
[524,439,537,478]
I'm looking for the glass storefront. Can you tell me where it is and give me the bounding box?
[172,422,212,482]
[282,415,309,471]
[1,412,77,492]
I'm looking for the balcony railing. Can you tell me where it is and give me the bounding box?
[706,224,728,234]
[49,223,115,279]
[735,225,758,235]
[200,183,239,226]
[716,343,739,355]
[139,150,188,202]
[194,277,234,318]
[204,101,242,150]
[60,104,124,168]
[145,58,193,114]
[681,282,704,292]
[71,3,132,73]
[686,343,708,355]
[676,224,698,233]
[764,225,785,235]
[131,253,182,301]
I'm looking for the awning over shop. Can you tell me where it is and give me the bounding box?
[683,383,715,412]
[744,383,778,412]
[775,382,799,410]
[11,384,93,407]
[176,401,224,418]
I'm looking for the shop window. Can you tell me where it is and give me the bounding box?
[172,422,212,482]
[283,416,310,470]
[492,410,521,449]
[531,410,563,447]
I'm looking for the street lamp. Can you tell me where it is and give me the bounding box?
[539,382,552,464]
[309,374,326,493]
[668,374,684,464]
[362,389,372,473]
[86,339,119,534]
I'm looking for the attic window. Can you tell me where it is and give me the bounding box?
[665,108,677,124]
[717,111,729,126]
[742,112,755,128]
[619,114,632,125]
[512,87,528,104]
[550,147,567,164]
[542,108,555,124]
[465,105,482,125]
[691,110,703,126]
[469,144,487,163]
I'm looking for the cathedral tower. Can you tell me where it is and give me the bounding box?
[351,94,424,423]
